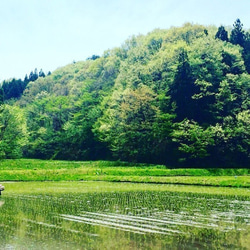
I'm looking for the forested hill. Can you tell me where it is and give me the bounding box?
[1,20,249,167]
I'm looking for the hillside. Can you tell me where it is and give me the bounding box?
[1,21,249,167]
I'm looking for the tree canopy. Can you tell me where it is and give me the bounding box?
[1,20,249,167]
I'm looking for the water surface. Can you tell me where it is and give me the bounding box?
[0,182,249,249]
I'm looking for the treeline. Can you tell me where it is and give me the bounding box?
[0,19,249,167]
[0,69,50,102]
[215,19,250,73]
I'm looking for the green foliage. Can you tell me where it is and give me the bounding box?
[0,68,47,102]
[172,120,214,160]
[1,21,249,167]
[214,73,250,119]
[210,111,250,166]
[0,105,27,159]
[25,95,74,159]
[95,85,162,162]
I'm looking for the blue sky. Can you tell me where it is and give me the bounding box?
[0,0,250,80]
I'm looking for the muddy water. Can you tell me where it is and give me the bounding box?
[0,182,249,249]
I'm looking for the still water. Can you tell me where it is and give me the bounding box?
[0,182,249,249]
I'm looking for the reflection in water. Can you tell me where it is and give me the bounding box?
[60,212,183,234]
[0,186,249,249]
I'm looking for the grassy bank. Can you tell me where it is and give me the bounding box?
[0,159,249,187]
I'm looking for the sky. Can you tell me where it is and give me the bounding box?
[0,0,250,81]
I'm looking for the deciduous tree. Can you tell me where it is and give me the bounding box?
[0,105,27,159]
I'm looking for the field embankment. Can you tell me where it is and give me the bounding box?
[0,159,249,188]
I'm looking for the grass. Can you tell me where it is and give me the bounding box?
[0,159,249,187]
[3,181,250,197]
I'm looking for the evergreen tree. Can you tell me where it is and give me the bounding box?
[0,88,4,105]
[87,55,100,60]
[22,74,30,91]
[24,74,29,83]
[29,71,34,82]
[1,81,8,100]
[29,69,39,82]
[39,69,46,78]
[229,19,250,73]
[230,19,245,47]
[242,32,250,73]
[215,26,228,42]
[34,68,39,80]
[169,49,196,121]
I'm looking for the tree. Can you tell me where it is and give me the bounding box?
[9,79,23,98]
[221,46,245,75]
[29,69,39,82]
[24,74,29,83]
[0,105,27,159]
[215,26,228,42]
[0,89,4,105]
[147,38,163,54]
[1,78,23,100]
[22,74,30,90]
[168,49,197,121]
[87,55,100,60]
[230,19,245,47]
[214,73,250,120]
[171,119,214,165]
[62,92,106,161]
[210,111,250,166]
[25,95,73,159]
[242,32,250,73]
[39,69,46,78]
[95,85,162,162]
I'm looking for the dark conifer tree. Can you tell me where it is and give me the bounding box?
[22,74,29,90]
[24,74,29,82]
[29,69,38,82]
[169,49,197,121]
[39,69,45,78]
[215,26,228,42]
[29,71,34,81]
[230,19,245,47]
[242,32,250,73]
[87,55,100,60]
[7,79,22,99]
[1,81,8,100]
[0,88,4,104]
[33,68,39,81]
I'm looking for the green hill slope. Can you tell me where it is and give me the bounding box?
[1,21,249,167]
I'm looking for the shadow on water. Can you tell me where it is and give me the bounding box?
[0,182,249,249]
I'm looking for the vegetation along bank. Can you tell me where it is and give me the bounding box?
[0,159,249,188]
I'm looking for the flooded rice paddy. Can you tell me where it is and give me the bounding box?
[0,182,249,249]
